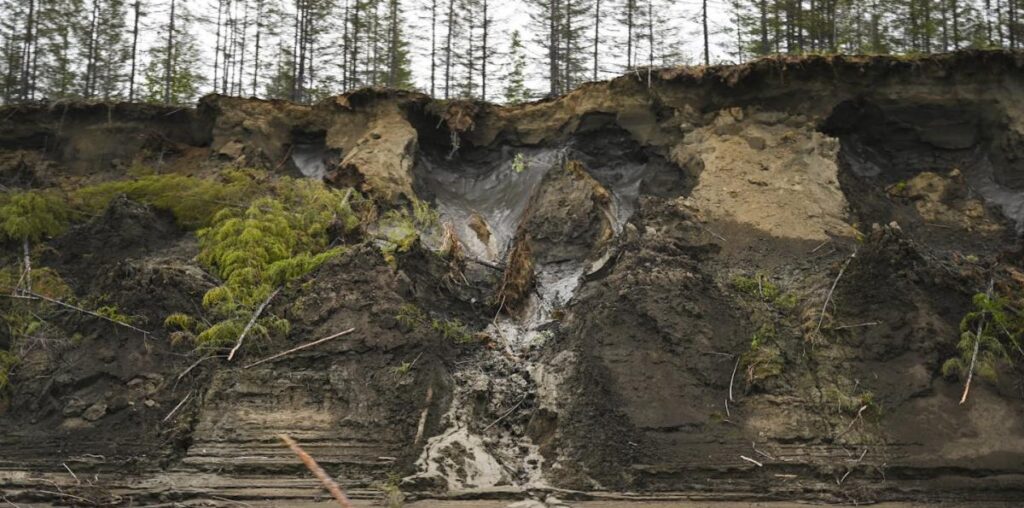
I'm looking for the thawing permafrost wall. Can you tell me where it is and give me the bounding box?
[408,140,660,490]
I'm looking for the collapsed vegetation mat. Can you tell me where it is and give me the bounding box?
[2,51,1024,506]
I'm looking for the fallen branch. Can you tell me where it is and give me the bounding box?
[816,249,857,334]
[279,434,353,508]
[162,391,192,423]
[832,321,880,330]
[483,397,526,431]
[752,441,775,461]
[728,355,740,402]
[227,287,280,361]
[243,328,356,369]
[961,278,995,405]
[413,385,434,446]
[740,455,763,467]
[466,256,504,270]
[177,354,225,382]
[62,463,80,485]
[835,404,868,440]
[15,289,150,336]
[701,225,727,242]
[22,238,31,294]
[29,491,96,506]
[850,448,868,463]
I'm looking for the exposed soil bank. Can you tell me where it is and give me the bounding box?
[2,50,1024,506]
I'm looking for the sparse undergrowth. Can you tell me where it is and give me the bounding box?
[943,288,1024,391]
[731,273,801,387]
[396,303,476,344]
[376,198,439,265]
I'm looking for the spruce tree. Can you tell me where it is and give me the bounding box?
[503,29,530,103]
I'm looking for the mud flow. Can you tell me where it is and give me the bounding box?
[407,124,688,491]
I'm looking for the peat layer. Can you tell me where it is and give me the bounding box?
[2,51,1024,505]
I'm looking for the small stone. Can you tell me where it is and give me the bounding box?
[545,495,571,507]
[82,402,107,422]
[506,500,545,508]
[144,399,157,408]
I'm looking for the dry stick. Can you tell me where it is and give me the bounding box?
[22,238,31,294]
[278,434,353,508]
[851,448,868,463]
[740,455,763,467]
[243,328,356,369]
[162,391,192,423]
[17,289,150,336]
[481,399,524,430]
[62,463,80,485]
[810,239,830,253]
[227,288,280,361]
[752,441,775,460]
[832,321,880,330]
[30,491,95,506]
[413,385,434,446]
[816,249,857,334]
[835,404,868,440]
[961,278,995,405]
[177,354,225,382]
[728,355,740,403]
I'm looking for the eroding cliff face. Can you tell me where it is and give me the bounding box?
[3,51,1024,504]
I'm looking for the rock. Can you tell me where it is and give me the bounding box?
[544,494,571,507]
[82,402,107,422]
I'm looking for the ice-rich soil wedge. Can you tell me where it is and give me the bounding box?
[2,51,1024,505]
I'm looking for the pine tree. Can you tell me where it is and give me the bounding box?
[503,29,530,103]
[38,0,83,99]
[142,0,203,104]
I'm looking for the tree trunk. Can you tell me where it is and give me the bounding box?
[22,238,31,293]
[165,0,176,104]
[20,0,35,100]
[760,0,769,54]
[953,0,960,49]
[129,0,141,101]
[592,0,600,81]
[703,0,710,65]
[444,0,454,98]
[481,0,488,100]
[626,0,634,69]
[429,0,436,96]
[253,0,263,95]
[214,0,223,94]
[387,0,399,87]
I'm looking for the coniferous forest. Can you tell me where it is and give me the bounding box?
[3,0,1024,105]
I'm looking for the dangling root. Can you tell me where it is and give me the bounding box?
[495,234,535,316]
